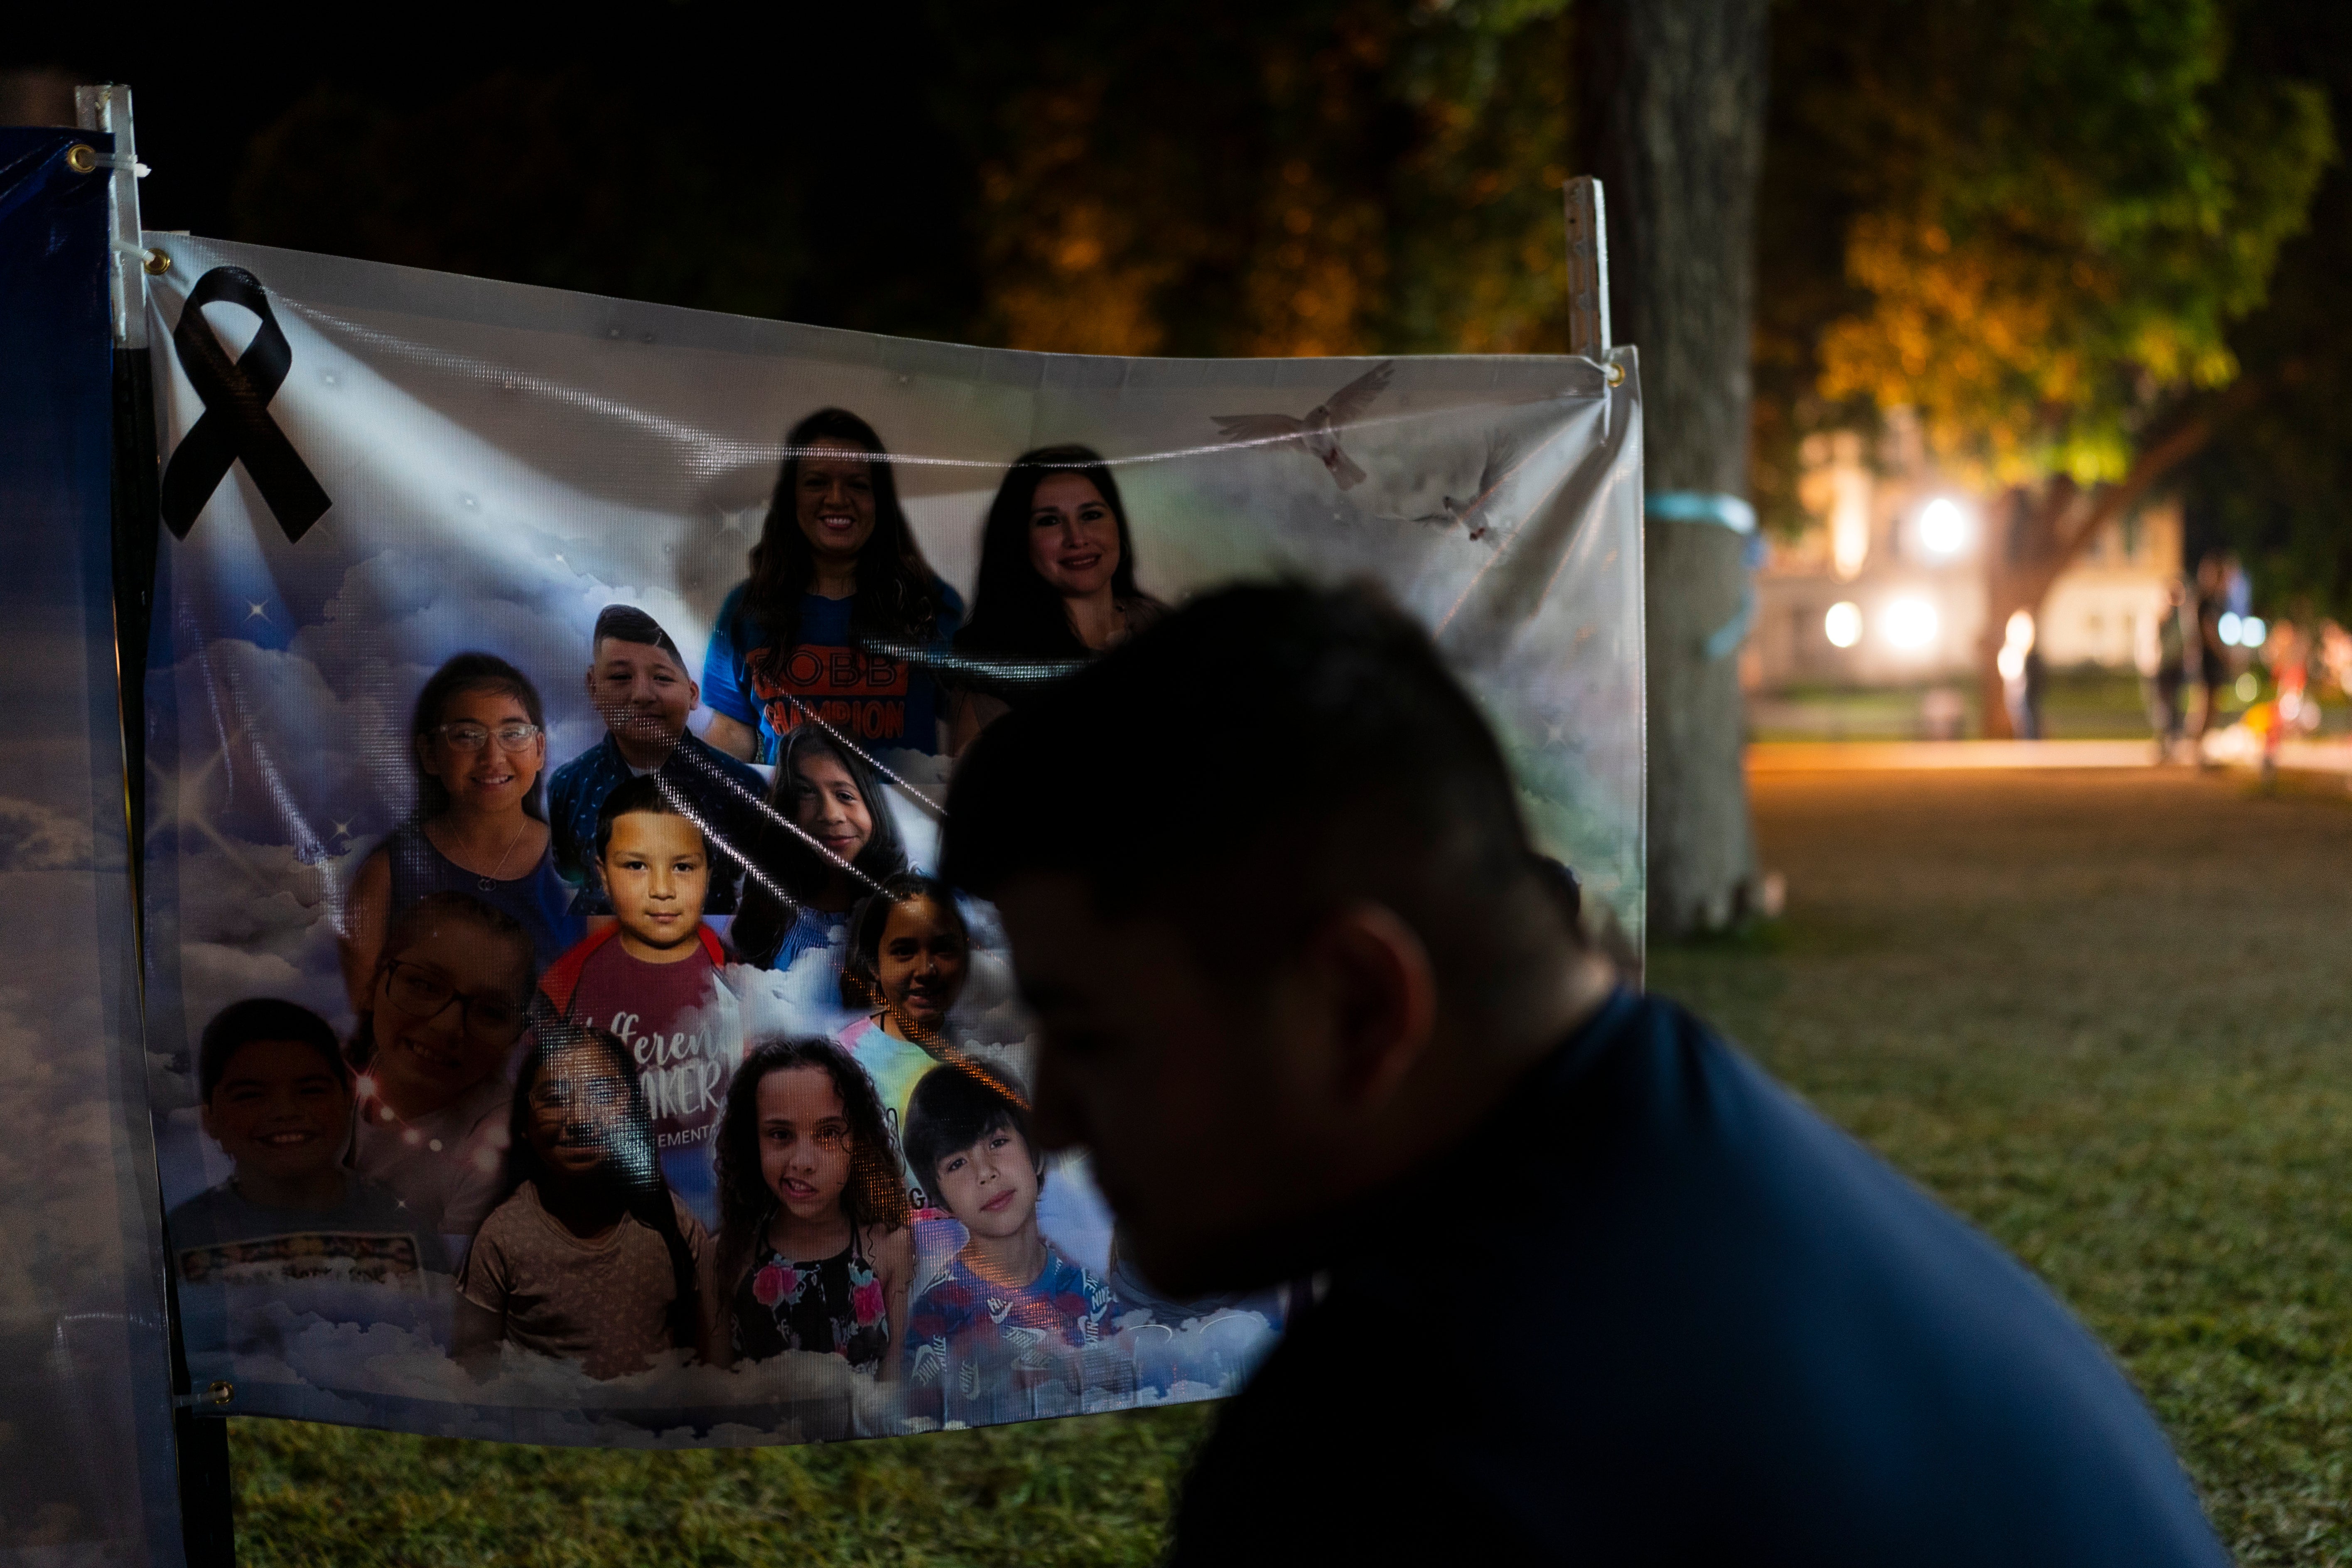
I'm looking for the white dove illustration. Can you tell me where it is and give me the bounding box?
[1384,434,1518,541]
[1212,359,1395,491]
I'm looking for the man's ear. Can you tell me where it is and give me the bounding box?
[1308,902,1437,1112]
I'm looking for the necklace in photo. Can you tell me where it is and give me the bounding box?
[480,815,530,891]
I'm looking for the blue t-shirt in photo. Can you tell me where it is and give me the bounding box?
[702,582,964,761]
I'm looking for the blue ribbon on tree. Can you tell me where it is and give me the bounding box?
[1647,491,1764,661]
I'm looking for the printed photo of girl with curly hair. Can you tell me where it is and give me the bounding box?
[712,1037,914,1387]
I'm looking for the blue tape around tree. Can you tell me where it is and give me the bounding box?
[1646,491,1762,660]
[1646,490,1756,533]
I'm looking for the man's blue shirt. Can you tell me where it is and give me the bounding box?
[1171,988,2226,1566]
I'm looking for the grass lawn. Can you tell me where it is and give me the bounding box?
[230,768,2351,1564]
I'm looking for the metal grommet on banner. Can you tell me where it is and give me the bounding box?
[1606,362,1626,387]
[66,143,99,174]
[207,1379,234,1406]
[112,239,170,276]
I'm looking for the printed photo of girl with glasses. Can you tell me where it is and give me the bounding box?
[339,653,584,1013]
[346,891,539,1252]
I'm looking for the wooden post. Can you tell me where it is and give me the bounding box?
[1564,176,1611,360]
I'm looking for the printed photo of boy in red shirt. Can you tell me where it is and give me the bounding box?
[538,775,738,1228]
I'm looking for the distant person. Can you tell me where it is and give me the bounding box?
[171,999,449,1292]
[2190,555,2232,746]
[941,582,2228,1565]
[729,728,910,974]
[539,776,737,1227]
[1999,609,2046,740]
[951,444,1166,751]
[547,606,768,915]
[899,1060,1117,1428]
[347,892,537,1244]
[454,1023,710,1380]
[2138,579,2190,762]
[2321,620,2352,701]
[701,407,963,761]
[712,1037,913,1378]
[2257,618,2312,784]
[341,653,583,1008]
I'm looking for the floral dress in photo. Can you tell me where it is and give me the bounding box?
[732,1229,891,1374]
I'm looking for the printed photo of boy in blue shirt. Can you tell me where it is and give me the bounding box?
[900,1060,1120,1427]
[548,605,768,915]
[169,999,449,1295]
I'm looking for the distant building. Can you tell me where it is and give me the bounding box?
[1747,419,2182,690]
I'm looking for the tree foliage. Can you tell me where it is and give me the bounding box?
[1767,0,2331,493]
[214,0,2340,626]
[2176,0,2352,620]
[943,0,1576,358]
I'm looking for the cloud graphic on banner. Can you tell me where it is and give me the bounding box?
[172,833,351,1021]
[0,976,138,1323]
[186,1294,1270,1446]
[0,796,95,873]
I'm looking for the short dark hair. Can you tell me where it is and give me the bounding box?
[902,1059,1039,1192]
[594,772,711,863]
[942,582,1555,998]
[592,604,686,668]
[199,999,347,1102]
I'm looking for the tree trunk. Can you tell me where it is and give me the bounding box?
[1581,0,1772,938]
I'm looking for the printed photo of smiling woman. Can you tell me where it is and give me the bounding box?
[701,407,965,763]
[950,444,1165,753]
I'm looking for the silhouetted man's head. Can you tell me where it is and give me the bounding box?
[944,582,1594,1294]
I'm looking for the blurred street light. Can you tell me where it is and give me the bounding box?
[1825,601,1863,648]
[1883,596,1939,650]
[1917,497,1971,557]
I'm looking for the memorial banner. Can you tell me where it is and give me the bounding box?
[139,233,1643,1445]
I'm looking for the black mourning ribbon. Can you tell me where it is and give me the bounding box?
[159,266,332,542]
